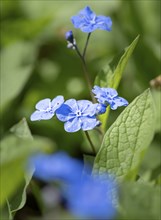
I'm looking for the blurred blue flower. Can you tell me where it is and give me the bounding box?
[30,96,64,121]
[56,99,100,132]
[65,175,117,219]
[30,152,83,183]
[92,85,128,110]
[65,30,76,49]
[71,6,112,33]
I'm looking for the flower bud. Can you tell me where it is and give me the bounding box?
[65,30,74,43]
[65,30,76,49]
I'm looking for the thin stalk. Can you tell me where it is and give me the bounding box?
[75,45,95,103]
[84,131,96,155]
[83,33,91,59]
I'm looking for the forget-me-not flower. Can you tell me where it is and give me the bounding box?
[56,99,100,132]
[65,175,117,219]
[30,151,83,183]
[92,85,128,110]
[30,96,64,121]
[71,6,112,33]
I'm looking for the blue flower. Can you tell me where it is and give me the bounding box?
[65,175,117,219]
[56,99,100,132]
[30,152,83,183]
[71,6,112,33]
[65,30,76,49]
[92,85,128,110]
[30,96,64,121]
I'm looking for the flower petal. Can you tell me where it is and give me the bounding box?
[65,99,78,113]
[64,118,81,132]
[111,96,129,110]
[51,95,64,112]
[30,110,54,121]
[79,6,96,20]
[81,116,98,131]
[95,16,112,31]
[104,88,118,98]
[56,104,74,122]
[36,98,51,111]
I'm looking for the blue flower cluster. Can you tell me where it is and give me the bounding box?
[92,85,129,110]
[30,86,128,132]
[30,151,117,219]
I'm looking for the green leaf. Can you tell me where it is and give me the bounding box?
[93,89,155,181]
[0,118,52,208]
[151,89,161,133]
[10,117,33,139]
[95,36,140,131]
[0,42,37,113]
[95,35,140,88]
[119,182,160,220]
[9,168,35,216]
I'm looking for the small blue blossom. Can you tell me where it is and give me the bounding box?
[30,152,83,183]
[65,30,76,49]
[30,96,64,121]
[71,6,112,33]
[56,99,100,132]
[92,85,128,110]
[65,175,117,219]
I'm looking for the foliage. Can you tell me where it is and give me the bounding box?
[1,1,160,220]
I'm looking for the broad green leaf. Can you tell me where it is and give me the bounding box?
[0,42,37,113]
[95,36,140,131]
[93,89,155,180]
[119,182,160,220]
[0,156,25,208]
[0,119,53,207]
[151,89,161,133]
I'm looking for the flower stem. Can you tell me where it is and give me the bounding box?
[84,131,97,155]
[75,45,95,103]
[83,33,91,59]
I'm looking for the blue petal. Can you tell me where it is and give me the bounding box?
[56,104,74,122]
[30,152,83,183]
[65,99,78,113]
[92,85,103,95]
[79,6,96,20]
[96,104,107,114]
[35,98,51,111]
[113,96,129,107]
[95,16,112,31]
[71,15,84,28]
[64,117,81,132]
[81,116,98,131]
[66,175,117,219]
[103,88,118,98]
[51,95,64,112]
[80,24,97,33]
[30,110,54,121]
[77,100,97,116]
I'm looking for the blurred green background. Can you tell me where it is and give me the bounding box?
[1,0,160,153]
